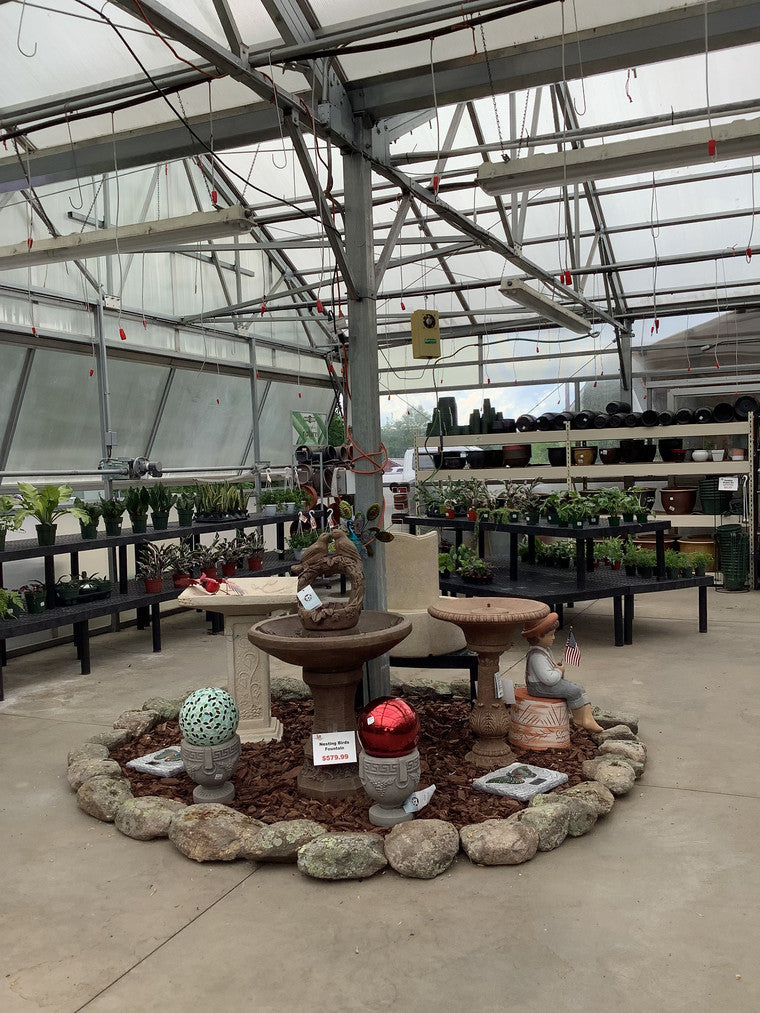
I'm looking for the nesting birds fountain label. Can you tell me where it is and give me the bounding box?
[313,731,357,765]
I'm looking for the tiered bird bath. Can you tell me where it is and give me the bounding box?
[427,597,550,768]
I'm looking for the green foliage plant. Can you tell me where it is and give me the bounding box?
[16,483,89,526]
[0,587,24,620]
[124,486,150,518]
[147,484,177,514]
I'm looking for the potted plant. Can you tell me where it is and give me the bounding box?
[259,488,279,516]
[15,483,89,546]
[455,546,494,583]
[55,572,111,606]
[147,484,176,530]
[690,550,712,577]
[173,488,196,527]
[19,580,46,613]
[191,533,224,579]
[236,529,265,570]
[166,540,195,588]
[635,547,657,579]
[218,536,247,577]
[676,552,693,578]
[219,482,249,519]
[623,542,640,577]
[438,546,459,577]
[619,491,641,523]
[124,486,150,534]
[73,497,102,539]
[0,494,22,550]
[99,495,126,536]
[664,547,681,580]
[287,528,320,561]
[600,536,624,570]
[416,482,444,517]
[0,587,24,620]
[135,543,172,593]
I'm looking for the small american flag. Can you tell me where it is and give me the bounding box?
[564,629,581,667]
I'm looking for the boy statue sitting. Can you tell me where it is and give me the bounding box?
[521,612,603,733]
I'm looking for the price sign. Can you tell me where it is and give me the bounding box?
[718,476,739,491]
[297,585,322,611]
[312,731,357,765]
[403,784,436,814]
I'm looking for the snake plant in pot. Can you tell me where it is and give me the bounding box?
[124,486,150,533]
[73,497,102,539]
[99,495,126,536]
[147,484,176,530]
[15,483,90,546]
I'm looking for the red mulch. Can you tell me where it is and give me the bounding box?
[110,690,598,832]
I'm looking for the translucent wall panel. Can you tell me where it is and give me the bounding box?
[105,359,173,461]
[0,344,28,457]
[5,348,103,472]
[150,369,254,469]
[257,382,334,466]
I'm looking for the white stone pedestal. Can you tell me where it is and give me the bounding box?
[178,577,299,743]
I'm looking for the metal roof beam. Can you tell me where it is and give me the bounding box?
[349,0,760,119]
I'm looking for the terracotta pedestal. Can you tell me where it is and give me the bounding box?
[178,577,299,743]
[248,611,412,799]
[427,597,549,768]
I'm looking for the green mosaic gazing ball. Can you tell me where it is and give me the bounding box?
[179,688,239,746]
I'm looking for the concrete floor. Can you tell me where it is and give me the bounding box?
[1,587,759,1013]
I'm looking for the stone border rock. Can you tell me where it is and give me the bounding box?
[66,682,645,881]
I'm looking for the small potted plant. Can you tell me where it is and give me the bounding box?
[124,486,151,534]
[601,536,624,570]
[147,484,176,530]
[456,546,494,583]
[0,494,22,550]
[191,533,224,579]
[676,551,693,578]
[664,547,681,580]
[623,542,639,577]
[690,550,712,577]
[438,546,459,577]
[0,587,24,620]
[236,529,265,570]
[19,580,46,614]
[99,495,126,536]
[218,537,246,577]
[635,547,657,579]
[287,528,320,561]
[173,488,196,527]
[259,488,279,516]
[166,540,195,588]
[73,497,102,540]
[135,543,172,593]
[15,483,89,546]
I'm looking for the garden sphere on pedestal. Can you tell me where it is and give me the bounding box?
[358,697,421,828]
[179,687,241,804]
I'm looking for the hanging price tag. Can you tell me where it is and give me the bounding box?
[718,476,739,491]
[402,784,436,813]
[312,731,357,765]
[499,676,516,704]
[297,585,322,611]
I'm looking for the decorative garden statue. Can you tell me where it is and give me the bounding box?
[179,687,242,803]
[521,613,603,733]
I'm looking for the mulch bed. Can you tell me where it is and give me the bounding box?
[111,689,598,833]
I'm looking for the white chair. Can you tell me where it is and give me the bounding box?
[385,530,467,657]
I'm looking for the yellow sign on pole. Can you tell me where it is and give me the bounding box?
[410,309,441,359]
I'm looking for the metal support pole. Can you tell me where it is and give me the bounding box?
[343,116,388,701]
[249,336,262,499]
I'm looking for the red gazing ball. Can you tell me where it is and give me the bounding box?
[357,697,420,757]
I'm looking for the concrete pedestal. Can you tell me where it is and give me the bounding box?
[179,578,299,743]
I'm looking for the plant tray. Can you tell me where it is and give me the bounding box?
[55,589,111,607]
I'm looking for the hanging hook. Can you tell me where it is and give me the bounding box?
[66,112,84,210]
[17,0,37,58]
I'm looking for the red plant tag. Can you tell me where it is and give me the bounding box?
[211,189,218,203]
[119,327,126,341]
[708,138,716,156]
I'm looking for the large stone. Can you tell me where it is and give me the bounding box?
[383,819,460,879]
[67,757,124,791]
[591,724,639,745]
[113,709,162,738]
[242,820,327,863]
[114,796,187,840]
[591,708,639,734]
[67,742,109,766]
[87,728,134,749]
[582,757,636,796]
[561,781,615,816]
[168,804,266,863]
[516,803,570,851]
[297,833,387,880]
[599,739,647,770]
[77,775,133,822]
[460,819,539,866]
[141,697,183,721]
[270,676,311,701]
[529,794,597,837]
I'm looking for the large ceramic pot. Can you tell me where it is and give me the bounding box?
[547,446,566,467]
[599,447,620,464]
[658,437,684,462]
[502,444,531,467]
[571,446,597,466]
[661,488,697,514]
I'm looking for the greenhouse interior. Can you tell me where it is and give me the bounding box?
[1,1,759,1011]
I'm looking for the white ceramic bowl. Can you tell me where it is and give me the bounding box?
[691,450,710,462]
[711,449,725,462]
